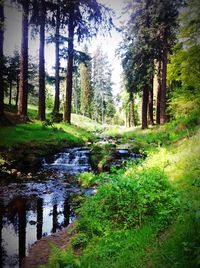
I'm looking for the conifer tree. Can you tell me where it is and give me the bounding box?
[80,62,91,117]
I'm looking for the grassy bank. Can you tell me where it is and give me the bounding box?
[0,113,99,170]
[0,121,92,148]
[43,114,200,268]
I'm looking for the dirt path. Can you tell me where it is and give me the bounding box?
[22,224,73,268]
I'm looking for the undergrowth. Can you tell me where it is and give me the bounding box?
[42,115,200,268]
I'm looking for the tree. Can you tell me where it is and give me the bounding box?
[53,0,60,114]
[120,0,155,129]
[156,60,161,124]
[64,0,74,123]
[168,0,200,91]
[4,50,20,107]
[63,0,113,124]
[121,50,136,127]
[18,0,29,120]
[148,75,154,125]
[0,0,5,123]
[46,0,69,115]
[120,0,183,128]
[92,47,114,124]
[38,0,46,121]
[80,62,91,116]
[154,0,183,124]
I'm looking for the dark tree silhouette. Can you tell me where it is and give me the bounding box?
[38,0,46,121]
[18,0,29,121]
[0,1,8,125]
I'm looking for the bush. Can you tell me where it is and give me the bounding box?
[77,167,179,236]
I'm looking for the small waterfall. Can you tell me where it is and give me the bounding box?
[43,147,91,173]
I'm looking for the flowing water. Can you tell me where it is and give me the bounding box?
[0,147,91,268]
[0,145,140,268]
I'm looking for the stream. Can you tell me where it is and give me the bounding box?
[0,145,139,268]
[0,147,91,268]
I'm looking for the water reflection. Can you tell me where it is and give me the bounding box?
[36,198,43,240]
[0,195,72,268]
[0,147,91,267]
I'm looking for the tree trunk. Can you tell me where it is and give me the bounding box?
[38,0,46,121]
[142,83,149,129]
[156,60,162,124]
[101,91,104,125]
[18,1,29,120]
[148,76,154,125]
[130,91,135,127]
[36,198,43,240]
[53,1,60,114]
[160,38,168,125]
[0,1,4,119]
[15,76,19,107]
[64,2,74,124]
[9,83,12,106]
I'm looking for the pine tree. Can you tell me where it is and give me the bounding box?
[18,0,29,121]
[80,62,91,116]
[92,47,114,125]
[38,0,46,121]
[63,0,113,124]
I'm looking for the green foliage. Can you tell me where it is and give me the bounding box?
[70,233,88,248]
[90,143,115,170]
[167,0,200,120]
[168,89,200,120]
[44,119,200,268]
[45,166,179,268]
[46,244,80,268]
[77,168,179,235]
[78,172,97,187]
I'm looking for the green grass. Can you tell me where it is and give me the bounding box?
[27,104,103,132]
[0,121,92,147]
[105,110,200,146]
[71,114,103,132]
[1,104,101,148]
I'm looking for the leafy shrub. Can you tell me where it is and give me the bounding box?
[77,167,179,236]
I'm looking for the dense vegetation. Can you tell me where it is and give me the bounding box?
[41,111,200,267]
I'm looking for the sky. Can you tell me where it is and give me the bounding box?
[4,0,128,96]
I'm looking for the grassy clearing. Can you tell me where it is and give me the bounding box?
[43,112,200,268]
